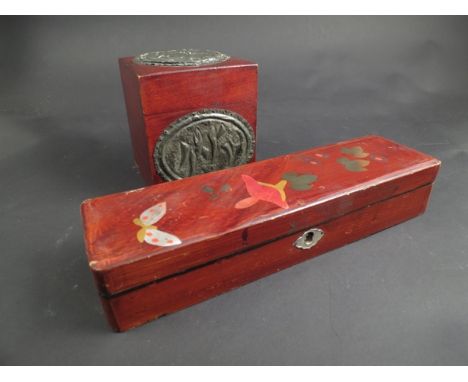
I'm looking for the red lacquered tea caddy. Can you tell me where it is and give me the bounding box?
[119,49,257,185]
[81,136,440,331]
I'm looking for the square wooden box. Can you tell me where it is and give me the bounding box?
[81,135,440,331]
[119,50,258,185]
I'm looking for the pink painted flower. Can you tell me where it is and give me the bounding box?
[235,175,289,209]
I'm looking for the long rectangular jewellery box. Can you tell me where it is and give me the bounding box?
[81,135,440,331]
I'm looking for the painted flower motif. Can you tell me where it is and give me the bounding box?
[235,175,289,209]
[133,202,181,247]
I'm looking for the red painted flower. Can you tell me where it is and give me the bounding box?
[235,175,289,209]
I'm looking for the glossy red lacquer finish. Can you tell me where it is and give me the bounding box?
[82,135,440,306]
[119,56,258,184]
[101,184,433,332]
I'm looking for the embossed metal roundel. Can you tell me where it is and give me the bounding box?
[133,49,230,66]
[154,110,255,181]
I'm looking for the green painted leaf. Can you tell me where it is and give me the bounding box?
[296,174,317,183]
[282,172,298,181]
[282,172,317,190]
[341,146,369,158]
[202,185,214,194]
[290,181,314,191]
[337,157,369,172]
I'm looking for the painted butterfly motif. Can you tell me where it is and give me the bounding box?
[133,202,182,247]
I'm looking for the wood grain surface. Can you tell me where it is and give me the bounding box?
[82,135,440,299]
[119,56,258,184]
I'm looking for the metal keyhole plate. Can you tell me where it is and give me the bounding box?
[294,228,324,250]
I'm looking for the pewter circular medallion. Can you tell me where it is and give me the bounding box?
[154,109,255,181]
[133,49,230,67]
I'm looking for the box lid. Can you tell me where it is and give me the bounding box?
[81,135,440,296]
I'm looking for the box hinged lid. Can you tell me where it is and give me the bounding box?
[81,135,440,296]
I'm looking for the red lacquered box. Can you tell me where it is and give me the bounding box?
[119,49,257,185]
[81,135,440,331]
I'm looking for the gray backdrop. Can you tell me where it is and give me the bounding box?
[1,16,468,365]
